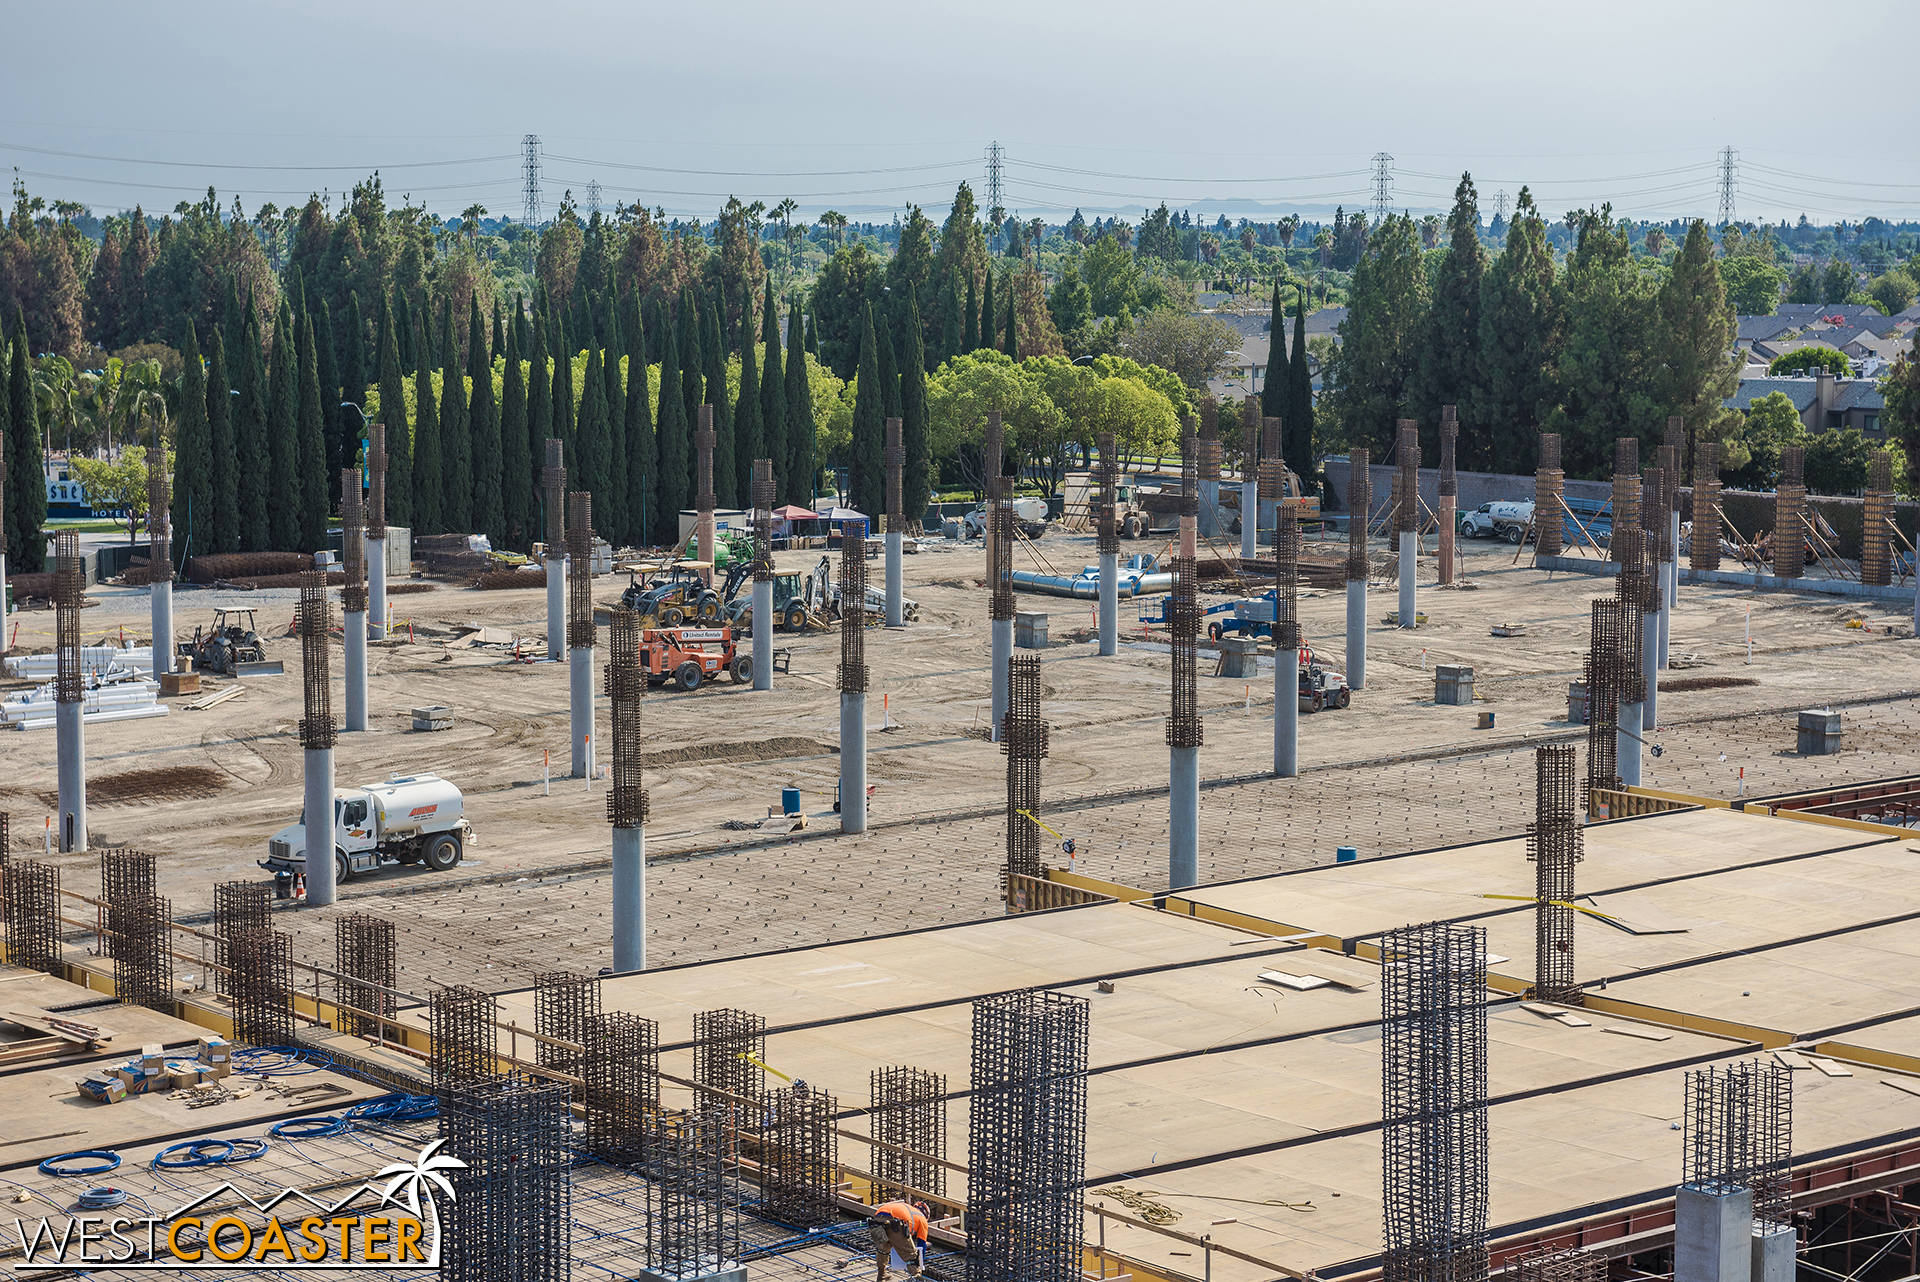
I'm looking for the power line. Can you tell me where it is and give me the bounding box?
[1012,159,1370,185]
[541,153,973,178]
[0,140,513,171]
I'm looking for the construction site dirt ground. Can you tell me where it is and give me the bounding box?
[4,529,1917,983]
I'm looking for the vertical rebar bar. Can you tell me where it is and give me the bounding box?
[335,913,395,1037]
[429,983,498,1092]
[1527,746,1583,1005]
[1003,654,1048,885]
[871,1065,948,1201]
[227,928,295,1047]
[439,1073,572,1282]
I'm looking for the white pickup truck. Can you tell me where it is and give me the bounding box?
[260,773,475,885]
[1458,500,1535,543]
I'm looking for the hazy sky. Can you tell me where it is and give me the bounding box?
[6,0,1915,225]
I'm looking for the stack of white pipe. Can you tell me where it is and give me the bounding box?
[5,645,154,680]
[3,670,168,730]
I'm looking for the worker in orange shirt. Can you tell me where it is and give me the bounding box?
[867,1199,931,1280]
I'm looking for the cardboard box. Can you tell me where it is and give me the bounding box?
[76,1076,126,1104]
[167,1061,201,1089]
[196,1036,230,1064]
[197,1059,231,1080]
[140,1044,166,1075]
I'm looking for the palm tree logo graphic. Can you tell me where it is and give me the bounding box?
[375,1139,467,1262]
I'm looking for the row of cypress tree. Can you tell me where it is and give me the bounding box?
[1,307,50,572]
[1260,283,1317,481]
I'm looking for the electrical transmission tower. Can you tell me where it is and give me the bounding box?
[986,140,1005,254]
[1493,190,1510,222]
[586,179,602,219]
[1370,153,1393,223]
[521,134,542,229]
[1717,147,1738,227]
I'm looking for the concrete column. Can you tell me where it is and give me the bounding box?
[368,537,388,640]
[547,554,566,662]
[611,825,645,972]
[303,746,335,906]
[344,610,367,732]
[885,531,903,626]
[751,579,772,691]
[1439,495,1456,585]
[1275,644,1298,778]
[570,644,593,779]
[1198,479,1219,539]
[1664,509,1680,666]
[0,554,7,619]
[1674,1186,1752,1282]
[1169,746,1199,889]
[151,577,173,677]
[1097,551,1118,657]
[1750,1226,1794,1282]
[1617,702,1643,786]
[1398,531,1417,627]
[840,691,867,833]
[1240,477,1258,560]
[696,511,715,576]
[990,618,1012,741]
[56,701,86,852]
[1346,579,1367,690]
[1641,609,1660,732]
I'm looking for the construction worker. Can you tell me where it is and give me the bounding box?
[867,1199,930,1280]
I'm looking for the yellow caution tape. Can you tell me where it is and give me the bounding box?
[1481,893,1623,923]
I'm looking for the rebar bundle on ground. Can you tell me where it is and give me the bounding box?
[212,880,269,998]
[1381,921,1490,1282]
[1513,1245,1606,1282]
[584,1011,659,1166]
[335,913,395,1037]
[4,859,60,975]
[871,1065,948,1201]
[1003,655,1048,884]
[642,1108,741,1281]
[1691,443,1722,572]
[1683,1059,1792,1228]
[430,984,499,1091]
[759,1084,841,1227]
[967,989,1090,1282]
[1535,434,1564,559]
[112,894,171,1012]
[99,848,155,960]
[1527,746,1583,1005]
[440,1072,572,1282]
[1775,447,1807,580]
[228,928,295,1047]
[694,1008,766,1107]
[535,970,602,1078]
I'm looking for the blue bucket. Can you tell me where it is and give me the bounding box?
[1336,846,1358,864]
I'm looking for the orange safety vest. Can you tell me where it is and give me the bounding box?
[873,1201,930,1241]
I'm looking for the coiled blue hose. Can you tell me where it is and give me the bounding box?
[152,1138,268,1169]
[271,1115,350,1139]
[38,1150,120,1178]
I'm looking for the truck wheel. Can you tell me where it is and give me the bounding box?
[423,834,461,872]
[662,606,685,627]
[334,848,352,884]
[784,606,805,631]
[698,597,721,622]
[1337,687,1351,709]
[731,654,752,684]
[1207,622,1224,642]
[1122,516,1139,539]
[675,662,703,692]
[1505,526,1523,544]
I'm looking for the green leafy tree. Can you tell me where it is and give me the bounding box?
[1002,291,1019,359]
[704,290,734,509]
[72,446,168,544]
[440,298,471,530]
[1471,191,1560,470]
[978,271,996,356]
[878,308,903,423]
[1786,263,1819,305]
[1821,259,1855,305]
[1287,290,1314,478]
[576,341,610,531]
[551,317,575,480]
[375,294,411,531]
[172,320,215,561]
[655,309,688,542]
[679,288,703,465]
[528,305,550,533]
[937,280,961,367]
[924,351,1063,493]
[1083,236,1142,318]
[1655,220,1741,461]
[266,301,300,549]
[1410,174,1487,465]
[810,244,883,378]
[1866,269,1917,318]
[1720,256,1787,316]
[1259,281,1287,425]
[1768,345,1850,377]
[1724,390,1806,487]
[499,315,528,549]
[205,324,238,553]
[235,306,271,550]
[1047,264,1093,345]
[316,301,343,509]
[8,307,47,571]
[1804,425,1875,494]
[624,299,655,545]
[900,284,932,524]
[602,295,628,544]
[761,289,786,502]
[468,295,502,547]
[1548,207,1661,477]
[340,291,368,457]
[295,308,328,551]
[735,288,763,498]
[961,274,979,354]
[411,312,442,535]
[1881,329,1920,496]
[850,303,885,516]
[786,303,817,505]
[1122,310,1240,391]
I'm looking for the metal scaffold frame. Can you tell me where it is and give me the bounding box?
[967,988,1090,1282]
[335,913,396,1037]
[1003,654,1048,883]
[430,984,499,1092]
[1526,746,1583,1005]
[228,928,296,1047]
[871,1065,948,1201]
[1382,921,1490,1282]
[584,1011,659,1166]
[439,1072,573,1282]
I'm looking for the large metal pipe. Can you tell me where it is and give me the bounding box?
[1241,475,1258,560]
[570,645,593,779]
[1616,704,1643,787]
[1398,531,1417,627]
[1346,579,1367,690]
[1169,746,1198,888]
[1097,551,1118,656]
[751,579,772,690]
[304,745,335,905]
[885,531,903,626]
[151,578,173,678]
[57,702,86,852]
[1663,509,1679,667]
[344,611,367,732]
[1275,641,1298,778]
[1010,568,1145,599]
[990,618,1012,741]
[611,826,644,972]
[1641,608,1660,732]
[840,691,866,833]
[368,540,387,641]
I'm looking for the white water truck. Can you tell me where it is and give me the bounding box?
[259,772,474,885]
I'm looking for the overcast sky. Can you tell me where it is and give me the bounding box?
[5,0,1915,225]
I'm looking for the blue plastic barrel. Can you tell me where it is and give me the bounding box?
[782,787,802,816]
[1336,846,1357,864]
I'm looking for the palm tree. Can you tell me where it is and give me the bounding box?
[461,205,488,248]
[119,358,172,457]
[376,1138,467,1218]
[818,210,847,249]
[771,198,799,280]
[32,356,79,462]
[1277,214,1301,250]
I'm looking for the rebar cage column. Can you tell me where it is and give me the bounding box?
[335,912,396,1036]
[1003,654,1048,887]
[545,439,566,659]
[1775,447,1806,580]
[5,860,61,975]
[341,466,368,732]
[871,1065,948,1201]
[759,1084,841,1228]
[1167,422,1202,890]
[98,847,155,959]
[1658,417,1683,667]
[211,880,268,997]
[1381,921,1490,1282]
[1438,406,1458,585]
[1527,745,1583,1005]
[439,1073,572,1282]
[584,1011,659,1166]
[885,416,906,626]
[986,411,1014,740]
[1535,434,1564,559]
[840,530,870,832]
[147,447,173,678]
[1863,452,1895,587]
[54,532,86,852]
[1095,431,1119,656]
[568,491,595,779]
[1682,1059,1791,1223]
[607,608,649,971]
[1691,443,1722,573]
[228,928,296,1047]
[534,970,602,1078]
[112,894,171,1012]
[694,1008,767,1109]
[430,984,499,1092]
[298,569,337,906]
[643,1108,742,1280]
[751,458,775,689]
[695,405,716,568]
[1396,422,1419,628]
[1275,503,1301,778]
[967,989,1090,1282]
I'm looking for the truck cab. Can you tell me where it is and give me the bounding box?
[260,773,473,884]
